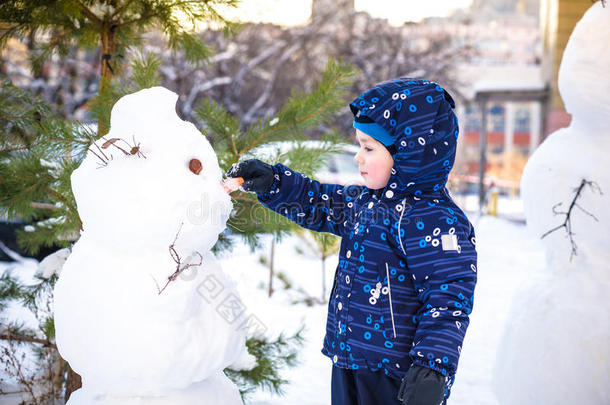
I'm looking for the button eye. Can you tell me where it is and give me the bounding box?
[189,158,202,175]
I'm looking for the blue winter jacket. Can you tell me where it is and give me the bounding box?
[256,78,477,402]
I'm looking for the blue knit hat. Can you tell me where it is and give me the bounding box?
[353,112,397,155]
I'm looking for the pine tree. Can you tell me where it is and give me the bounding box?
[0,0,239,133]
[1,3,358,400]
[225,327,306,401]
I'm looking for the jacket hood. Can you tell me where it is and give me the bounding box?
[350,78,459,201]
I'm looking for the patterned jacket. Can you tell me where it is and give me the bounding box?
[256,78,477,402]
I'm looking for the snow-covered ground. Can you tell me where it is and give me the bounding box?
[0,211,545,405]
[453,194,525,223]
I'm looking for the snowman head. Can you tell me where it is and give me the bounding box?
[558,2,610,128]
[72,87,232,253]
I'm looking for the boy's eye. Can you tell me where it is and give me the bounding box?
[364,147,373,152]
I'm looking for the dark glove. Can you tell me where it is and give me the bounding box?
[397,365,445,405]
[227,159,275,194]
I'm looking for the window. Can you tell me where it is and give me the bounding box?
[464,105,480,131]
[490,105,504,132]
[515,107,531,133]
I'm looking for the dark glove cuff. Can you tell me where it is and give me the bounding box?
[256,163,281,199]
[398,365,446,405]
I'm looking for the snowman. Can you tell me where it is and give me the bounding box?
[492,3,610,404]
[53,87,255,404]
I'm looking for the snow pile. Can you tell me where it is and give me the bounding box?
[492,3,610,404]
[53,87,254,404]
[38,247,70,278]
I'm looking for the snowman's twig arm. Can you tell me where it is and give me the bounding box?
[540,223,565,239]
[155,252,203,295]
[155,223,203,294]
[573,203,599,222]
[541,179,602,261]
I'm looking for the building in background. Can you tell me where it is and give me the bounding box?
[411,0,545,195]
[428,0,595,199]
[540,0,594,134]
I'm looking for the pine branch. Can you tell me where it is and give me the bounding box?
[0,272,23,312]
[195,98,243,158]
[168,30,214,65]
[30,202,58,210]
[70,0,102,26]
[277,131,347,175]
[111,0,137,18]
[21,274,58,314]
[130,53,162,88]
[224,326,305,400]
[1,174,53,221]
[15,223,71,255]
[47,189,79,226]
[0,333,56,349]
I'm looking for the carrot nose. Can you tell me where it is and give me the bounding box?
[222,177,244,193]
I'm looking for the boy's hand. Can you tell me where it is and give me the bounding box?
[226,159,275,194]
[397,365,445,405]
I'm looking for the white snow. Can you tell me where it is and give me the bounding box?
[37,247,71,278]
[492,3,610,405]
[52,87,254,404]
[0,246,47,403]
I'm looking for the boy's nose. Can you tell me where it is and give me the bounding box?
[354,152,363,164]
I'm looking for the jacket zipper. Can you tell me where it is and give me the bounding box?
[331,270,339,296]
[385,262,397,338]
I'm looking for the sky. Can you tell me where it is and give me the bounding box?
[216,0,475,27]
[356,0,475,25]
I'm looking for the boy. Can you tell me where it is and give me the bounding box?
[227,78,477,405]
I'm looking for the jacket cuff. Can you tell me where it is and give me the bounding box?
[410,356,452,378]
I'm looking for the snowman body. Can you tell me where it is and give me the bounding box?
[53,87,252,404]
[492,3,610,404]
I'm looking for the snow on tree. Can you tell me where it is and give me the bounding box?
[492,2,610,404]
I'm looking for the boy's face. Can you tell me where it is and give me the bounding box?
[354,129,394,190]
